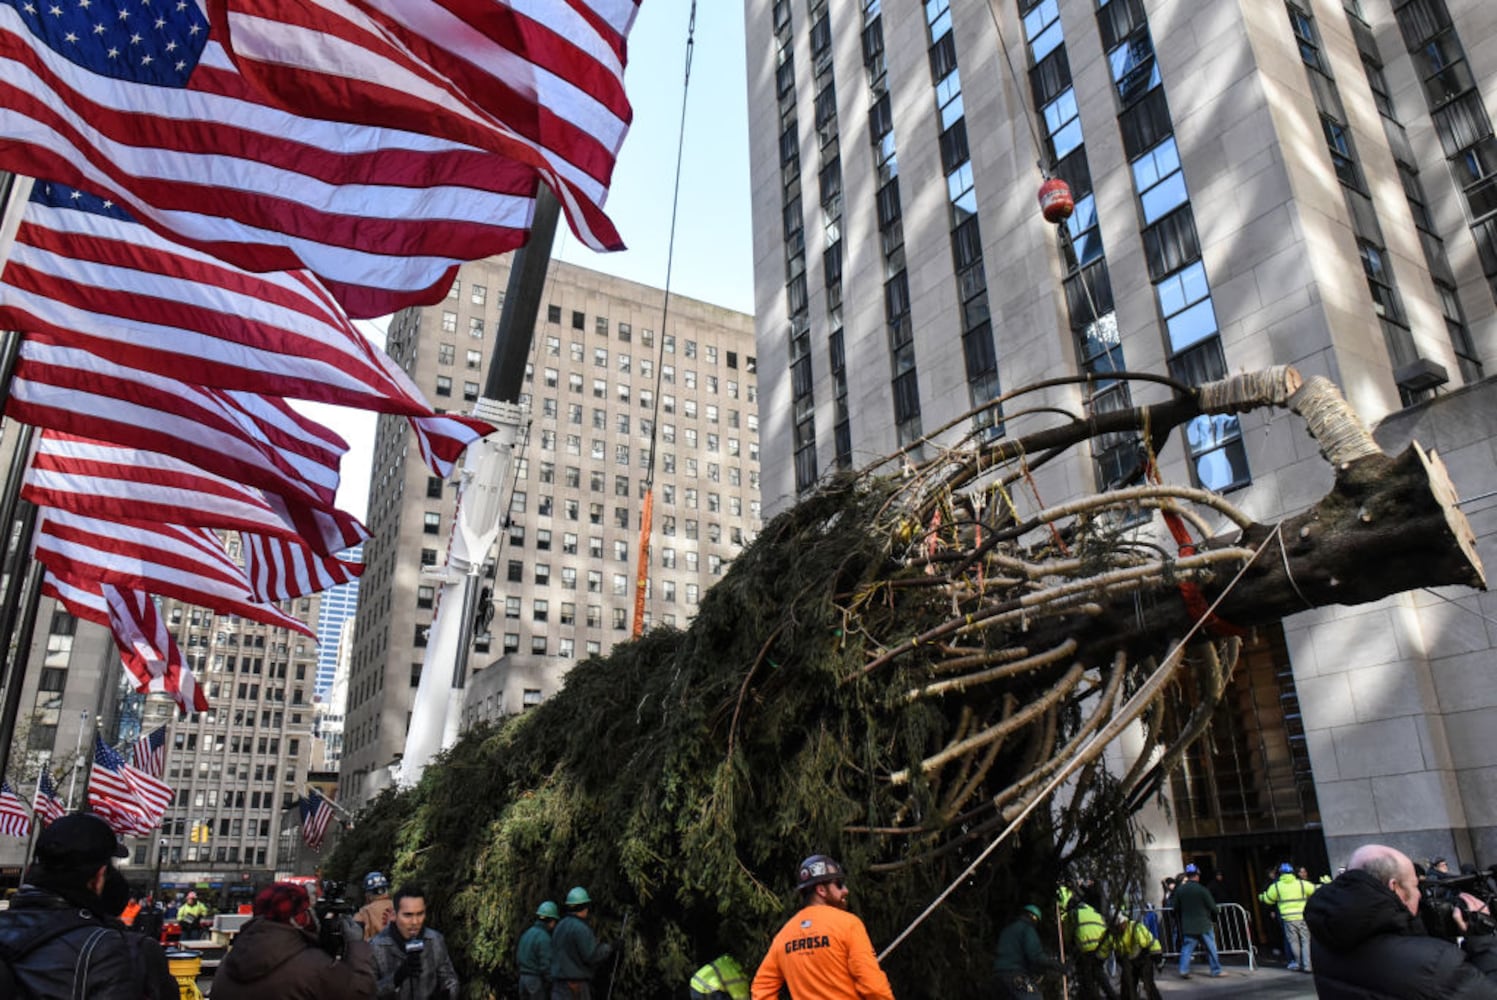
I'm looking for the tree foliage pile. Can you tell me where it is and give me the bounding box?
[327,367,1485,998]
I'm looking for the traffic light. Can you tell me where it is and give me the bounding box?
[190,821,210,844]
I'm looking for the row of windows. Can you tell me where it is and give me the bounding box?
[1021,0,1133,489]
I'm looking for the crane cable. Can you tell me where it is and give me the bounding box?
[632,0,697,636]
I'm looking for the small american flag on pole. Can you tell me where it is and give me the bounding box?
[300,790,333,850]
[0,781,31,838]
[132,724,169,781]
[89,735,171,835]
[32,771,66,827]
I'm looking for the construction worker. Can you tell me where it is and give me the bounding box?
[1100,912,1162,1000]
[751,855,894,1000]
[689,954,750,999]
[516,901,559,1000]
[549,886,612,1000]
[177,890,210,940]
[1259,862,1316,973]
[1060,888,1117,1000]
[354,871,394,942]
[991,904,1060,998]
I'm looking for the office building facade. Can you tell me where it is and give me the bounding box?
[313,543,362,703]
[339,260,761,802]
[745,0,1496,877]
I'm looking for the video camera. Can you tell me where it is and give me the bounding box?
[1418,865,1497,941]
[316,878,356,958]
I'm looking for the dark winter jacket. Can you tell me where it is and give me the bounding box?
[211,916,376,1000]
[1171,879,1218,936]
[1305,869,1497,999]
[517,920,554,976]
[550,914,612,982]
[992,915,1057,974]
[370,924,461,1000]
[0,884,177,1000]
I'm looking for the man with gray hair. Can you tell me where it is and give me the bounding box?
[1304,844,1497,998]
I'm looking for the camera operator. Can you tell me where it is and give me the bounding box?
[1304,844,1497,998]
[370,884,460,1000]
[211,882,376,1000]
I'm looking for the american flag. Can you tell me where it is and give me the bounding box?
[35,509,315,637]
[0,781,30,838]
[300,790,333,850]
[32,771,67,827]
[9,340,348,507]
[89,735,166,836]
[3,183,437,413]
[0,1,555,316]
[22,430,370,558]
[239,532,362,603]
[42,571,210,716]
[412,414,499,479]
[131,726,169,781]
[211,0,638,253]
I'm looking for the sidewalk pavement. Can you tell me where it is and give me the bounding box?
[1156,963,1318,999]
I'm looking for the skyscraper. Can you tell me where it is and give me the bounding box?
[339,258,761,803]
[313,543,362,703]
[746,0,1495,869]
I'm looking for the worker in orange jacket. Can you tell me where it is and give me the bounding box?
[751,855,894,1000]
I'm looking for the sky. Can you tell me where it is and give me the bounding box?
[309,2,755,522]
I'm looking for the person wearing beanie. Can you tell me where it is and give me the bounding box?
[0,812,178,999]
[211,881,376,1000]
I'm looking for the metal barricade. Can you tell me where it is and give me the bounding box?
[1135,903,1257,970]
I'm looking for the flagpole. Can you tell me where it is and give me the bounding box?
[21,754,50,867]
[0,494,41,785]
[65,710,89,810]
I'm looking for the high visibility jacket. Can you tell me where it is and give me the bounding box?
[1259,874,1316,920]
[1098,920,1161,961]
[691,954,750,999]
[1066,904,1107,955]
[751,904,894,1000]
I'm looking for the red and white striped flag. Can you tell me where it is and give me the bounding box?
[9,340,347,507]
[4,183,435,412]
[23,431,368,557]
[240,532,362,603]
[0,782,30,838]
[0,5,560,317]
[300,790,334,850]
[34,510,314,637]
[210,0,639,254]
[411,414,498,478]
[132,725,170,781]
[42,570,212,716]
[32,772,66,827]
[90,735,170,835]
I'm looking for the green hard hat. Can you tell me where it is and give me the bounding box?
[537,901,560,919]
[565,886,592,908]
[1024,904,1043,919]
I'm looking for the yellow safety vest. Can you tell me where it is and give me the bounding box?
[1100,921,1161,960]
[1067,905,1107,954]
[690,955,750,999]
[1259,874,1316,920]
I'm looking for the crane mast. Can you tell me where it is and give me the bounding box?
[399,191,560,786]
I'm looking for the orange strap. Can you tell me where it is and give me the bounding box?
[1146,461,1244,637]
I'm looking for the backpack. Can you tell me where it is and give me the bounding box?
[0,914,128,1000]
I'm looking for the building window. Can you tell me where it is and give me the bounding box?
[423,512,441,535]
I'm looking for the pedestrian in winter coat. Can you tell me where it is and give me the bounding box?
[551,887,615,1000]
[1305,844,1497,999]
[369,885,461,1000]
[211,882,375,1000]
[0,813,178,1000]
[517,901,559,1000]
[176,892,210,940]
[991,904,1059,998]
[1171,866,1221,978]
